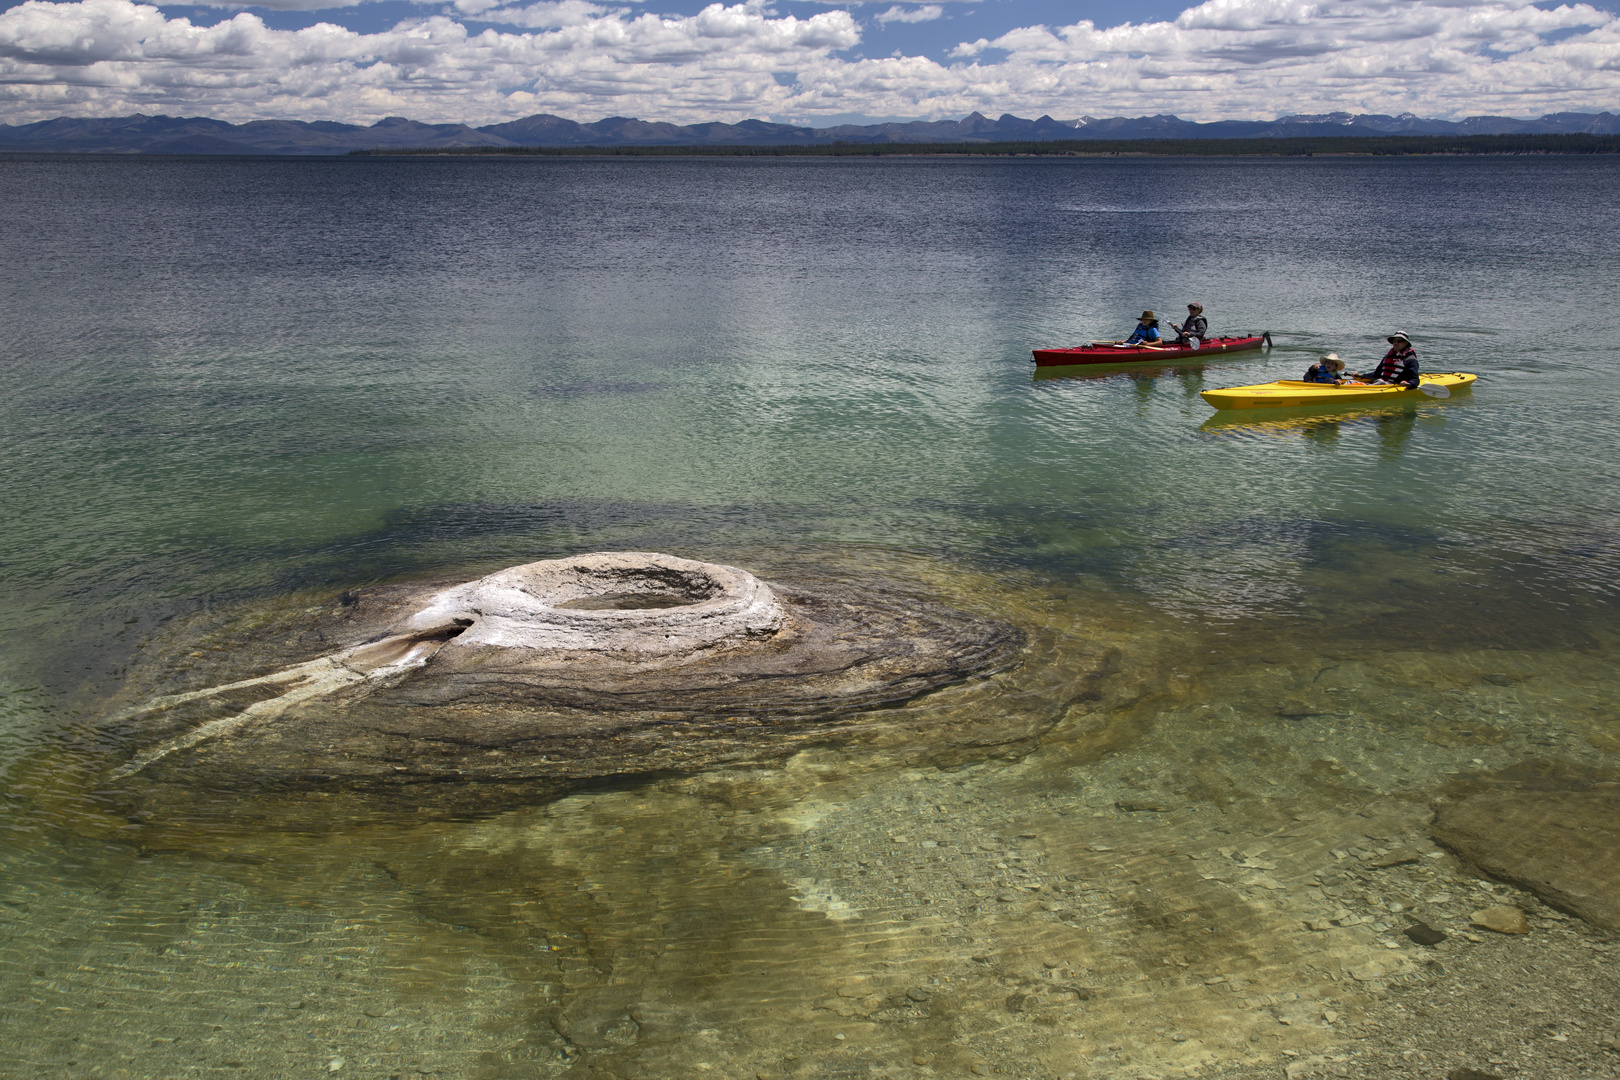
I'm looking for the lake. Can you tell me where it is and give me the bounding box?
[1,153,1616,1078]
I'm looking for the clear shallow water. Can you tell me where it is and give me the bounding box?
[0,155,1618,1078]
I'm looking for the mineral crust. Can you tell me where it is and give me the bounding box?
[106,553,1029,806]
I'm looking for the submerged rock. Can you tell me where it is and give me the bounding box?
[1469,905,1529,935]
[102,552,1038,811]
[1402,922,1447,947]
[1432,786,1620,931]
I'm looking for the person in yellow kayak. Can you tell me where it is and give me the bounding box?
[1122,311,1163,345]
[1356,332,1420,387]
[1303,353,1347,384]
[1169,302,1207,347]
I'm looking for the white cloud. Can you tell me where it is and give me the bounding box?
[458,0,613,29]
[876,5,944,24]
[0,0,1615,125]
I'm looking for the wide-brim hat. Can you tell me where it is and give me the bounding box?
[1140,310,1156,321]
[1320,352,1342,365]
[1387,331,1411,344]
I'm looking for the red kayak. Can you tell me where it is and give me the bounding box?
[1033,333,1270,367]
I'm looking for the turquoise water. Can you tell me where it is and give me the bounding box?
[0,154,1617,1077]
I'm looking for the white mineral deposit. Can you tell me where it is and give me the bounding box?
[403,552,785,657]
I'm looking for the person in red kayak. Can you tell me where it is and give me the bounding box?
[1122,311,1163,345]
[1356,332,1420,387]
[1170,303,1207,348]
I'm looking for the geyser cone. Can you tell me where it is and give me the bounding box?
[100,553,1034,814]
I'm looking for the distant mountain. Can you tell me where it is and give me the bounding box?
[2,109,1617,154]
[480,114,826,146]
[814,112,1087,143]
[0,114,514,154]
[1069,110,1620,139]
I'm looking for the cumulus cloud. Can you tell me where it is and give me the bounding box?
[876,5,945,24]
[457,0,613,29]
[0,0,1615,125]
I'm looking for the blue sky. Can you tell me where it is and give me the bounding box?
[0,0,1616,126]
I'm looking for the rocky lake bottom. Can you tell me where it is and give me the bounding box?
[1,550,1615,1080]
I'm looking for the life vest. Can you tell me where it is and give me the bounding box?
[1367,346,1418,385]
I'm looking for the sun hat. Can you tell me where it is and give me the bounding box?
[1387,331,1411,344]
[1319,352,1342,367]
[1140,310,1156,321]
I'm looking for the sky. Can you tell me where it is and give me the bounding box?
[0,0,1617,127]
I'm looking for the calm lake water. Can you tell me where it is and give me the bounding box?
[1,154,1617,1078]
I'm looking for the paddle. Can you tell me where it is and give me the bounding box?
[1092,335,1171,350]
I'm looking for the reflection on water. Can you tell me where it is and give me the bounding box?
[1032,361,1238,384]
[1197,398,1469,444]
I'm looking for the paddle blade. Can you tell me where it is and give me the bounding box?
[1418,383,1450,399]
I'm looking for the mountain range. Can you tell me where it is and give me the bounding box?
[1,109,1618,154]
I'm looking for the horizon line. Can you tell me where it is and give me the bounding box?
[6,107,1619,130]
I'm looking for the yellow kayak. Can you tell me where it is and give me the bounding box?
[1201,372,1477,411]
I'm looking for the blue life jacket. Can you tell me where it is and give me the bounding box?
[1125,323,1162,345]
[1304,364,1339,384]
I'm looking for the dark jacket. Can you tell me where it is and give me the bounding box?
[1176,314,1208,343]
[1360,346,1419,387]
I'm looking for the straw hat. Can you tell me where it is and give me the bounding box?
[1319,352,1343,368]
